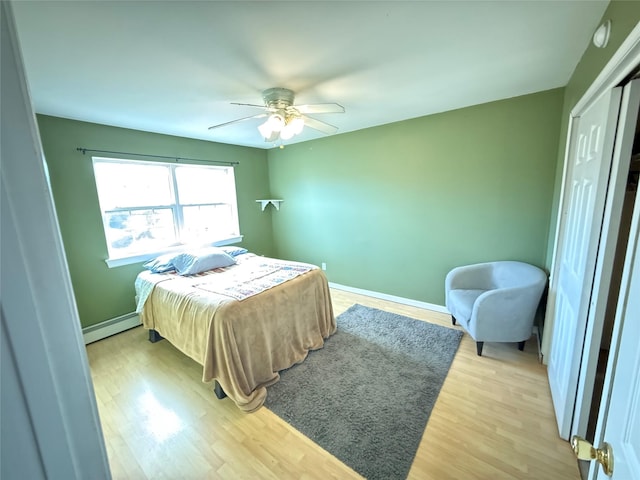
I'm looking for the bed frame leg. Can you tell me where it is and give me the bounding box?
[148,329,164,343]
[213,381,227,399]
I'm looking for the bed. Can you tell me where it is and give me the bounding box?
[135,249,336,412]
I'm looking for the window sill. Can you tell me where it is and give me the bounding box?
[104,235,244,269]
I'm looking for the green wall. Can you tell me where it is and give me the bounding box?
[39,0,640,328]
[546,0,640,268]
[37,115,272,328]
[267,89,564,305]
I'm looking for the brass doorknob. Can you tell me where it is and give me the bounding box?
[571,435,614,476]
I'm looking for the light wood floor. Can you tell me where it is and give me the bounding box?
[87,288,581,479]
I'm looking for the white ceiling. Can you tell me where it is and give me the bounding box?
[12,1,609,149]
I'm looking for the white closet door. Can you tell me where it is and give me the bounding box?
[547,87,622,439]
[590,184,640,480]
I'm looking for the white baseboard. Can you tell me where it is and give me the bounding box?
[328,282,449,314]
[82,312,141,344]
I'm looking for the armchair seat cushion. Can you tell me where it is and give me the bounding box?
[447,289,488,325]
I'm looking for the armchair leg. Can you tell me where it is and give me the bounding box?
[476,342,484,356]
[517,341,525,351]
[451,315,457,326]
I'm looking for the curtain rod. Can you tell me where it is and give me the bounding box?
[76,147,239,166]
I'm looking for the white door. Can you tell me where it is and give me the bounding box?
[1,2,110,478]
[547,87,622,439]
[588,187,640,480]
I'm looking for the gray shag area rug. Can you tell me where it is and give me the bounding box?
[264,303,463,480]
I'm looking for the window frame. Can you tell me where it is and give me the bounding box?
[92,156,242,268]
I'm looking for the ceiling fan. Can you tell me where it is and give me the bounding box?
[208,88,345,143]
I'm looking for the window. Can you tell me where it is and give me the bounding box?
[92,157,240,265]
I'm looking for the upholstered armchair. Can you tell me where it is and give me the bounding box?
[445,261,547,356]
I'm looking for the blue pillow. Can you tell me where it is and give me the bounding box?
[220,246,249,257]
[143,252,180,273]
[172,248,236,275]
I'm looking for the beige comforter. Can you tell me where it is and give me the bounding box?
[137,256,336,412]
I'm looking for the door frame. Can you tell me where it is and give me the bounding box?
[1,2,111,478]
[542,20,640,438]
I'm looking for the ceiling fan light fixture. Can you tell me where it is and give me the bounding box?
[258,111,305,142]
[267,113,285,132]
[258,120,273,139]
[280,124,296,140]
[290,116,305,135]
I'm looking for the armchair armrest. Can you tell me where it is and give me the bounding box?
[469,285,544,341]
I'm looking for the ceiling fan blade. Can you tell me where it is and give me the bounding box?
[296,103,345,114]
[208,113,268,130]
[302,115,339,135]
[230,102,268,109]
